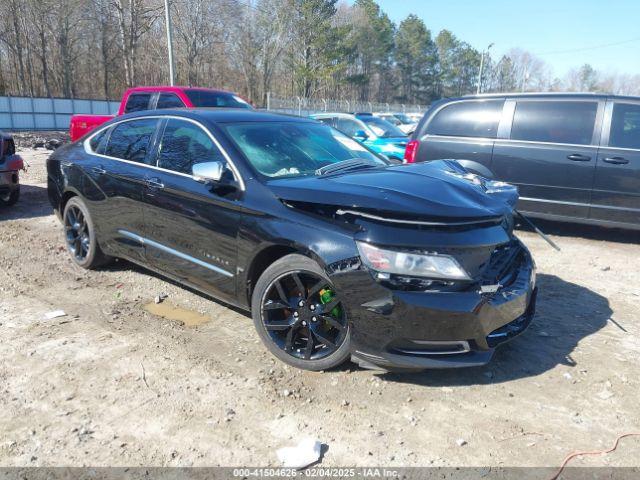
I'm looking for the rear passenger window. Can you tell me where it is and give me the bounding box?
[609,103,640,150]
[156,93,184,109]
[511,101,597,145]
[157,119,226,175]
[104,119,158,163]
[124,93,151,113]
[427,100,503,138]
[89,128,109,154]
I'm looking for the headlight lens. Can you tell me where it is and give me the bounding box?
[356,242,471,280]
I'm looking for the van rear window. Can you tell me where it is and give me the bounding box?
[427,100,504,138]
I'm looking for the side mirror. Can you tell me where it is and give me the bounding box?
[353,130,369,140]
[192,161,224,183]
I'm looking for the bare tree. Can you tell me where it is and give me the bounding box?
[113,0,162,86]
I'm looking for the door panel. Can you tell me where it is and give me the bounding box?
[84,118,159,262]
[418,135,495,173]
[142,118,240,301]
[492,141,597,218]
[591,101,640,226]
[491,99,602,218]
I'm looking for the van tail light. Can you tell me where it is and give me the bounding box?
[404,140,419,163]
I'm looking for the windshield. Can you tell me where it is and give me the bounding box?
[361,117,407,138]
[184,89,252,109]
[223,122,387,178]
[394,113,413,125]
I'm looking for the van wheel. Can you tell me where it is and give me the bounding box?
[63,196,111,269]
[251,254,351,371]
[0,185,19,206]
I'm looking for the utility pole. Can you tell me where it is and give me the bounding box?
[477,43,494,94]
[164,0,175,86]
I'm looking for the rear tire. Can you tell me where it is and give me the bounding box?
[251,254,351,371]
[63,196,111,269]
[0,185,19,206]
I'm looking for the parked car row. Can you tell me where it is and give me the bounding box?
[48,107,536,372]
[311,112,410,163]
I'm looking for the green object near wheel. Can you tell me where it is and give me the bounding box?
[319,288,341,318]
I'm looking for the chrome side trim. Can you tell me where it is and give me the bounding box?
[336,209,501,226]
[519,196,639,213]
[118,229,234,278]
[83,115,246,191]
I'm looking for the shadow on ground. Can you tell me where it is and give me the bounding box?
[379,273,612,386]
[0,184,52,220]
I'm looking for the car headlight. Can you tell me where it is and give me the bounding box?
[356,242,471,280]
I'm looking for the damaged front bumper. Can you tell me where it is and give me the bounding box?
[331,237,536,371]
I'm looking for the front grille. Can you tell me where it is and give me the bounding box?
[481,241,523,286]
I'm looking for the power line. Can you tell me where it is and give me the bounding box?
[533,36,640,56]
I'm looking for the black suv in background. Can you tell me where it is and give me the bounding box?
[405,93,640,230]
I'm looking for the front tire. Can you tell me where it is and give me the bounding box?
[63,196,111,269]
[251,254,351,371]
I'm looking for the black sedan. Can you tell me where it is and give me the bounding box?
[47,109,537,371]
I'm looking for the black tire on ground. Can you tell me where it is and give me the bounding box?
[63,196,111,269]
[251,254,351,371]
[0,185,19,206]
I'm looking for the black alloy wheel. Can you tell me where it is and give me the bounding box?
[252,254,351,370]
[64,203,91,262]
[62,196,111,269]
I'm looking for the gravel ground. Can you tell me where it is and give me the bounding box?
[0,149,639,469]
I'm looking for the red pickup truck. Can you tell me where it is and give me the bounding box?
[69,86,252,141]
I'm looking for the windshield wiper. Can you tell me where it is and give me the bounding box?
[315,158,379,176]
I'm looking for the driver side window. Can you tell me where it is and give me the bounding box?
[157,119,226,175]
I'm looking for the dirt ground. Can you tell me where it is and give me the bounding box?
[1,149,639,469]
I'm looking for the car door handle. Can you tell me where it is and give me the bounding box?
[91,165,106,175]
[567,154,591,162]
[602,156,629,165]
[145,177,165,189]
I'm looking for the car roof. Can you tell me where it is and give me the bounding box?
[120,108,315,124]
[450,92,640,102]
[310,112,357,119]
[125,86,236,95]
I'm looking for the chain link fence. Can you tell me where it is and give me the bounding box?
[265,94,426,117]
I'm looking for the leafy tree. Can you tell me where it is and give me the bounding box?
[287,0,346,98]
[345,0,395,101]
[395,14,437,103]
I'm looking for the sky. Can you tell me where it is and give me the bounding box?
[361,0,640,78]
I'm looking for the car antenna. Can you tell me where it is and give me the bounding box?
[515,210,561,251]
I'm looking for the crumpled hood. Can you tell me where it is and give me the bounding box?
[268,160,518,220]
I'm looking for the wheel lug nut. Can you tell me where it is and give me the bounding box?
[298,300,305,307]
[312,316,317,322]
[302,321,307,326]
[310,304,315,311]
[293,312,299,317]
